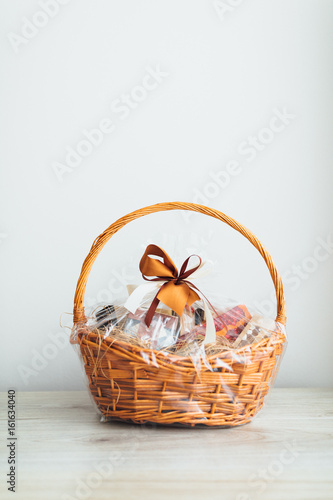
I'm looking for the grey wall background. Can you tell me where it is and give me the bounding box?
[1,0,333,391]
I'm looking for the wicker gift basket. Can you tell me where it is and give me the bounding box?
[71,202,287,427]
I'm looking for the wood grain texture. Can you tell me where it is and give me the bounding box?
[0,389,332,500]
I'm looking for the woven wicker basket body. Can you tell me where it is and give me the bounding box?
[73,202,287,427]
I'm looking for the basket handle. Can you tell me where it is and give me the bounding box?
[73,202,286,326]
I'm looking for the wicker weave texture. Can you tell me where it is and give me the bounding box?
[77,329,285,427]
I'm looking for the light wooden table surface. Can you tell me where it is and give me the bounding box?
[0,389,332,500]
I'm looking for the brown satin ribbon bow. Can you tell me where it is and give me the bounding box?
[140,244,202,327]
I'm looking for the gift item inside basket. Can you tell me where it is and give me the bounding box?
[81,301,283,357]
[70,202,287,428]
[72,243,284,357]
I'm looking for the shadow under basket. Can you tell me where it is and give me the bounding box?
[72,202,287,428]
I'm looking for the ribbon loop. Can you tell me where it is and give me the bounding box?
[140,244,178,280]
[178,254,202,281]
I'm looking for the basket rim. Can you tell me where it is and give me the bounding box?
[75,324,286,365]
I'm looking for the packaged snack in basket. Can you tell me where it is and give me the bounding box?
[232,314,278,348]
[124,308,180,350]
[95,305,118,329]
[172,303,254,355]
[211,304,252,342]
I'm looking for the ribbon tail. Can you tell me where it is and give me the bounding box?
[124,282,162,314]
[144,293,160,327]
[202,299,216,345]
